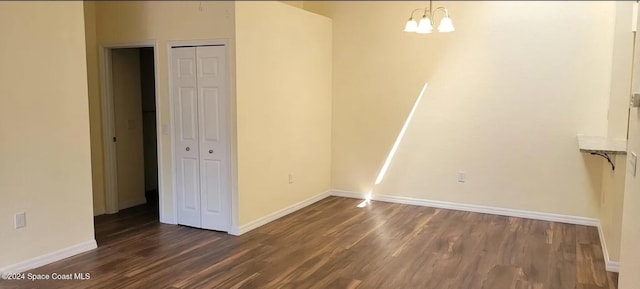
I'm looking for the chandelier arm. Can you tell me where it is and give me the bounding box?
[409,8,424,20]
[432,7,450,19]
[422,0,433,18]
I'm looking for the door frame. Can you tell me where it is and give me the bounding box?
[167,39,238,234]
[99,41,160,215]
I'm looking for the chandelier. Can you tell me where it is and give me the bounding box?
[404,0,455,34]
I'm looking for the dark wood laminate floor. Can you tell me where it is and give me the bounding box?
[1,197,618,289]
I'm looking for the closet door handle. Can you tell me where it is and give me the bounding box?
[209,149,214,154]
[186,147,190,152]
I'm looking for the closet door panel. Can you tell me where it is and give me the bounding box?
[172,47,201,228]
[197,46,230,231]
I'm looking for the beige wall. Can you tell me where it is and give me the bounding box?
[84,1,106,216]
[0,1,95,267]
[235,1,332,225]
[619,113,640,288]
[311,1,616,218]
[599,1,634,264]
[112,49,146,209]
[600,157,627,262]
[90,1,237,223]
[618,11,640,288]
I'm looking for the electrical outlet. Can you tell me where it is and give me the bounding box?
[288,173,294,184]
[458,171,466,183]
[14,212,25,229]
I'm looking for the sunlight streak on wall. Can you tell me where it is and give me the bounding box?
[374,83,429,185]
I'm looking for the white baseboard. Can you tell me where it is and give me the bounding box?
[0,239,97,275]
[597,224,621,273]
[330,190,370,200]
[118,197,147,211]
[606,261,620,273]
[375,194,599,227]
[330,190,599,227]
[231,190,331,236]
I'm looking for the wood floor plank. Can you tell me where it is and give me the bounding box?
[0,197,617,289]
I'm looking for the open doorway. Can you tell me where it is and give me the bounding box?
[100,45,159,223]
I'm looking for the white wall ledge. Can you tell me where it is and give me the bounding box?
[577,135,627,154]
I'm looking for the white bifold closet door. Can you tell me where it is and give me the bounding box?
[172,46,230,232]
